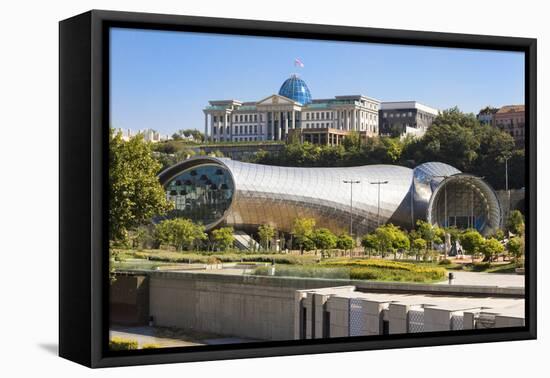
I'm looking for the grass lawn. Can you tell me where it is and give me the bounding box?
[253,258,447,283]
[112,248,317,266]
[486,262,520,274]
[113,249,520,280]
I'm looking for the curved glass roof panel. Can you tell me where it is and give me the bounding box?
[278,74,312,105]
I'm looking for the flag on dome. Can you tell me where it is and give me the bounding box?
[294,58,304,68]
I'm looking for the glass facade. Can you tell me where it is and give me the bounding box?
[164,164,234,227]
[278,74,312,105]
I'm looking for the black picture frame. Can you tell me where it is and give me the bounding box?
[59,9,537,368]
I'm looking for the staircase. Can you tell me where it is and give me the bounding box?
[233,230,260,251]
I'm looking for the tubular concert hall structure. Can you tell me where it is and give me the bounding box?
[158,157,502,236]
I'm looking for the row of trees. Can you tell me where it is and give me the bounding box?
[256,211,525,263]
[252,107,525,191]
[171,129,205,142]
[359,214,525,263]
[255,218,356,255]
[290,218,354,255]
[151,219,236,251]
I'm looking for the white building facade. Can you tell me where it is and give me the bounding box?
[379,101,440,138]
[203,75,380,142]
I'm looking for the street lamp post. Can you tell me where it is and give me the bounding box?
[504,156,511,220]
[343,179,361,237]
[432,175,449,228]
[370,180,389,227]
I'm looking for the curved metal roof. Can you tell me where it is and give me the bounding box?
[158,157,502,235]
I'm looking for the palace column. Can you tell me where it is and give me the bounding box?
[231,113,235,141]
[222,113,226,142]
[262,112,268,140]
[292,110,296,129]
[210,114,215,142]
[276,112,282,140]
[204,113,209,141]
[285,112,289,138]
[217,114,221,141]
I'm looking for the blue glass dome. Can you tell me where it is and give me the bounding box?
[278,74,312,105]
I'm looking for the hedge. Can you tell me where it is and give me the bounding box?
[109,337,138,351]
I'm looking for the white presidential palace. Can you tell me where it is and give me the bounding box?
[203,74,380,143]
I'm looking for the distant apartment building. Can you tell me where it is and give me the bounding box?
[492,105,525,146]
[112,128,170,143]
[477,106,499,125]
[203,74,380,144]
[379,101,439,138]
[113,128,134,141]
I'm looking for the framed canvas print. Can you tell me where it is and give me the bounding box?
[59,10,536,368]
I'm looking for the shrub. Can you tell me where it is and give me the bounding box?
[155,218,207,251]
[254,265,350,279]
[438,259,452,265]
[253,259,446,283]
[141,343,161,349]
[469,262,491,272]
[116,249,316,265]
[211,227,235,251]
[109,337,138,351]
[206,256,221,265]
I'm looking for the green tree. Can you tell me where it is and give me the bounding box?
[412,238,427,260]
[342,131,362,152]
[178,128,205,142]
[433,226,445,245]
[311,228,337,256]
[336,233,354,255]
[424,111,479,171]
[292,217,316,254]
[301,237,316,252]
[375,225,393,258]
[109,130,172,242]
[480,237,504,262]
[393,228,410,259]
[382,137,404,162]
[361,233,379,258]
[493,229,506,241]
[155,218,207,251]
[258,224,276,251]
[211,227,235,251]
[474,125,514,189]
[460,230,484,262]
[507,236,524,262]
[416,220,436,250]
[374,224,408,259]
[506,210,525,235]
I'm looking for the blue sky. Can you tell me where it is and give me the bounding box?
[110,28,525,135]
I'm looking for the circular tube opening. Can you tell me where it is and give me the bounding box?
[427,175,502,235]
[161,161,235,229]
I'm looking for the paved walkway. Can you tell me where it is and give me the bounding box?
[435,271,524,288]
[110,326,257,349]
[172,266,525,288]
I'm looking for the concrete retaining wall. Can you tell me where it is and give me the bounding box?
[146,272,356,341]
[111,270,524,341]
